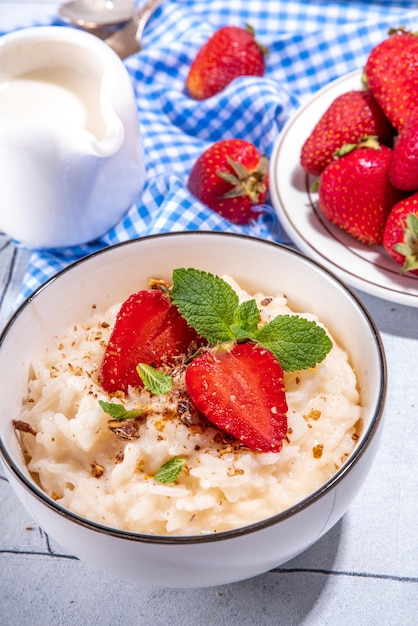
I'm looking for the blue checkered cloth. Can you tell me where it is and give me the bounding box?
[5,0,418,302]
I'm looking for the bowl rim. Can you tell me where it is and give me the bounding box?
[0,232,387,545]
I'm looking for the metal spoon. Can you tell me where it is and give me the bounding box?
[103,0,164,59]
[58,0,135,29]
[59,0,164,59]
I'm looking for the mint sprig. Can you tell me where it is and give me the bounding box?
[154,457,186,483]
[171,268,332,371]
[137,363,172,395]
[99,400,143,421]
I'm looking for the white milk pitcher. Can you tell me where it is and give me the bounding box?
[0,26,146,248]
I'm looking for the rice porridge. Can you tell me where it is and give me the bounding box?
[15,276,361,535]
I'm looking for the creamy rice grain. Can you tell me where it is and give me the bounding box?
[17,277,361,535]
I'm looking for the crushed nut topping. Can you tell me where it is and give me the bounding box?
[108,419,141,440]
[90,461,104,478]
[227,466,244,477]
[312,444,324,459]
[304,409,322,421]
[12,420,37,436]
[154,419,166,432]
[149,278,170,290]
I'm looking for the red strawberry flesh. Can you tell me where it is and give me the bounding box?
[100,290,203,393]
[185,343,288,452]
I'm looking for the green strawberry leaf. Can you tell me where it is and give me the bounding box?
[98,400,143,421]
[394,213,418,273]
[254,314,332,372]
[154,457,186,484]
[136,363,172,395]
[171,268,238,343]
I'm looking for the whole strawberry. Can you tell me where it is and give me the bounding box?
[365,28,418,131]
[389,107,418,191]
[187,138,268,224]
[318,138,404,245]
[383,194,418,275]
[186,25,266,100]
[301,90,393,176]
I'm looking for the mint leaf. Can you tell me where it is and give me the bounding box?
[233,299,260,335]
[254,315,332,371]
[154,457,186,484]
[99,400,142,421]
[137,363,172,395]
[171,268,238,343]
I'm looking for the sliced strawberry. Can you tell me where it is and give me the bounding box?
[185,343,288,452]
[100,290,203,393]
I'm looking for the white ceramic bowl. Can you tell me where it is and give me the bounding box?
[0,232,386,588]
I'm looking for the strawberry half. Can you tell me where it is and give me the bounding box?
[301,90,394,176]
[318,138,404,245]
[185,343,288,453]
[365,28,418,131]
[383,194,418,275]
[186,25,266,100]
[100,290,203,393]
[188,138,268,224]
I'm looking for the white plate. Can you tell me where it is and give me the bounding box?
[269,69,418,308]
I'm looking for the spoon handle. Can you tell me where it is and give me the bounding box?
[134,0,164,42]
[104,0,164,59]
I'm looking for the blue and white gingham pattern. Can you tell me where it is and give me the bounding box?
[4,0,418,303]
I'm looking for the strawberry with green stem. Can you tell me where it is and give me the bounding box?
[383,194,418,275]
[317,137,404,245]
[188,139,268,225]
